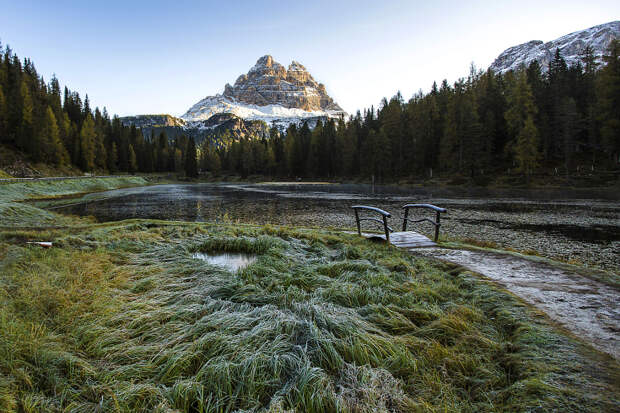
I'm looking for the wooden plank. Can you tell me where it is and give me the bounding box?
[355,231,436,248]
[344,230,436,249]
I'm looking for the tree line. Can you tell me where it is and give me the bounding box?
[2,40,618,182]
[200,41,620,182]
[0,42,198,177]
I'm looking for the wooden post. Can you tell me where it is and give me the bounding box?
[402,207,409,231]
[383,215,390,243]
[434,211,441,242]
[355,209,361,236]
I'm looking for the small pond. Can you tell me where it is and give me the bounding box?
[192,252,257,272]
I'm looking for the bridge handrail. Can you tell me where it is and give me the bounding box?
[401,203,447,242]
[352,205,393,242]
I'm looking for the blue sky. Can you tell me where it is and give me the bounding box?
[1,0,619,117]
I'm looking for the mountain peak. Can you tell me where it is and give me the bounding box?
[490,21,620,73]
[182,55,345,127]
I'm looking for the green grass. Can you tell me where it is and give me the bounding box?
[0,179,618,412]
[0,222,618,412]
[0,176,148,227]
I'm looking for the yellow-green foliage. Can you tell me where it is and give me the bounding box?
[0,222,617,412]
[0,170,11,178]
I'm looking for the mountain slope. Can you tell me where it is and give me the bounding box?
[490,21,620,73]
[181,55,346,127]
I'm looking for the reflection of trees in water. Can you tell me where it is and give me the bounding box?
[53,184,619,232]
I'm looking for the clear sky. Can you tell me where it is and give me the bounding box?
[1,0,618,117]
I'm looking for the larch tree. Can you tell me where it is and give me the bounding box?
[505,69,540,179]
[42,106,69,165]
[19,79,35,155]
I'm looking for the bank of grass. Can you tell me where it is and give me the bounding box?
[0,176,149,227]
[0,221,618,412]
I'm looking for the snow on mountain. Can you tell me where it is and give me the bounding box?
[181,55,346,129]
[490,21,620,73]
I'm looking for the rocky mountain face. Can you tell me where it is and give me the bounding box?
[490,21,620,73]
[181,55,346,126]
[120,113,268,144]
[121,55,345,143]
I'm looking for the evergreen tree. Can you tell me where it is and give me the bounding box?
[128,144,137,174]
[108,142,118,172]
[598,40,620,164]
[0,85,6,142]
[79,114,96,171]
[185,137,198,177]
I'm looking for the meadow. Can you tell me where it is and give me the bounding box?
[0,179,618,412]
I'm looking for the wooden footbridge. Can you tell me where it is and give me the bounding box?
[352,204,447,248]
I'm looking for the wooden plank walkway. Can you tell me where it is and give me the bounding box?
[351,231,437,248]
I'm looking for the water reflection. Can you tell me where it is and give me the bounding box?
[35,183,620,242]
[192,252,257,271]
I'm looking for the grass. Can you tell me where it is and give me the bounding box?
[0,221,618,412]
[0,176,148,227]
[0,179,618,412]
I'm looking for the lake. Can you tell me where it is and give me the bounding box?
[37,182,620,272]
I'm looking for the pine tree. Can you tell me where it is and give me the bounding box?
[598,40,620,164]
[0,85,6,142]
[108,142,118,172]
[184,137,198,177]
[128,144,137,173]
[79,114,96,171]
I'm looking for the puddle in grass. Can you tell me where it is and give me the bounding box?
[192,252,257,271]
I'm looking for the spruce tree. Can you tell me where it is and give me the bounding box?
[598,40,620,164]
[0,85,6,142]
[108,142,118,172]
[184,137,198,177]
[79,114,96,171]
[128,144,137,174]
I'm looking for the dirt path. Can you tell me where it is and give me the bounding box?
[412,248,620,360]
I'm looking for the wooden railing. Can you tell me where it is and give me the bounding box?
[401,204,447,242]
[351,205,394,242]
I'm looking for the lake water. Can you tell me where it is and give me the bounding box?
[38,182,619,224]
[36,183,619,271]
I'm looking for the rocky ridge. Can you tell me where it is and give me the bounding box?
[121,55,345,142]
[490,21,620,73]
[181,55,346,126]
